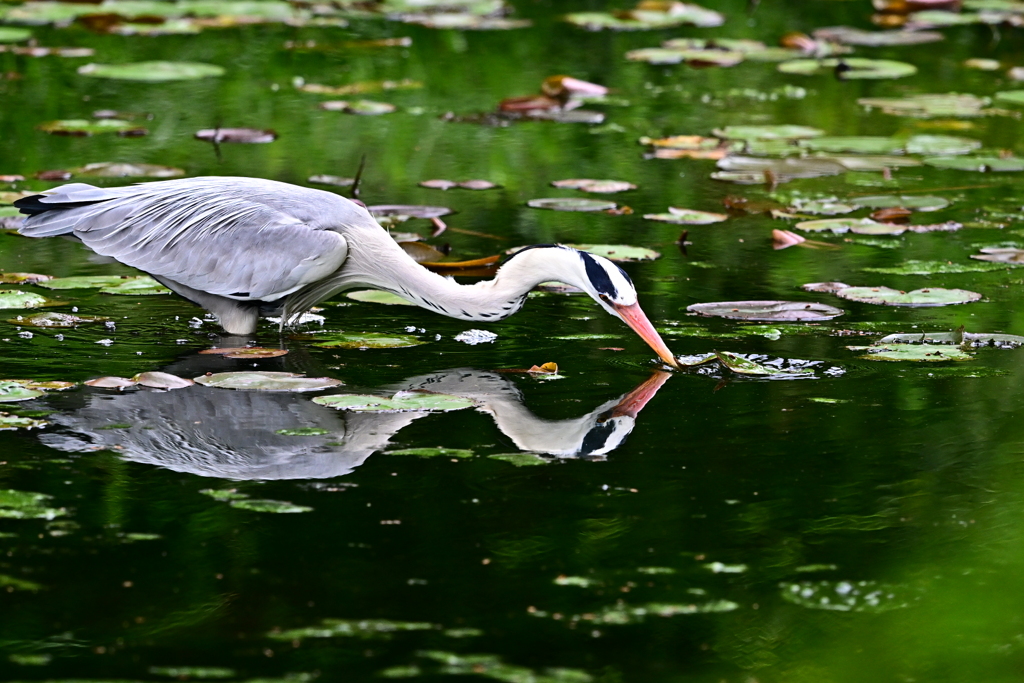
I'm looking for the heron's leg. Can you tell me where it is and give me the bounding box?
[149,274,260,335]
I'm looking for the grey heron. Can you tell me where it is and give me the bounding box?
[15,176,679,367]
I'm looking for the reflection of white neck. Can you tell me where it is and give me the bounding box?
[286,229,591,323]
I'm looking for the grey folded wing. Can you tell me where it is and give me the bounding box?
[19,180,350,301]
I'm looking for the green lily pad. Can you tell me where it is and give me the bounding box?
[836,286,983,307]
[561,244,660,262]
[0,27,32,42]
[643,209,728,224]
[269,618,436,641]
[0,381,45,402]
[779,58,917,79]
[972,247,1024,263]
[389,447,474,458]
[275,427,331,436]
[715,351,781,376]
[863,260,1009,275]
[488,452,549,466]
[794,217,902,235]
[0,412,48,430]
[850,195,950,211]
[686,300,845,321]
[526,197,617,212]
[100,277,171,295]
[312,391,475,412]
[36,275,137,289]
[78,61,225,82]
[995,90,1024,106]
[923,156,1024,172]
[37,119,145,136]
[5,312,111,327]
[789,197,856,215]
[813,26,944,46]
[73,162,185,178]
[551,179,636,193]
[858,93,991,118]
[310,332,425,349]
[712,125,824,141]
[193,371,343,392]
[345,290,417,306]
[625,47,745,66]
[855,343,974,361]
[200,488,248,501]
[799,136,904,155]
[904,135,981,156]
[0,290,61,309]
[715,156,846,183]
[229,499,313,513]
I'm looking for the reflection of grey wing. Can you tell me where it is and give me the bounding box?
[18,177,357,301]
[39,386,425,480]
[390,368,634,458]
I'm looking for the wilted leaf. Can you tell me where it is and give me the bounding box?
[836,286,983,306]
[0,272,52,284]
[687,300,844,321]
[78,61,224,81]
[195,128,276,143]
[802,282,851,294]
[527,197,617,211]
[312,391,475,412]
[84,376,137,388]
[131,371,194,389]
[6,312,110,327]
[812,26,944,45]
[644,208,727,224]
[563,4,724,31]
[309,332,425,349]
[194,371,343,391]
[420,179,458,190]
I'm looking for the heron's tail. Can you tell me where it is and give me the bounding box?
[15,183,122,237]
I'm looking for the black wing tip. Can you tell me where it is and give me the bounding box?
[12,194,53,216]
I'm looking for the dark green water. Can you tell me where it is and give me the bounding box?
[5,1,1024,681]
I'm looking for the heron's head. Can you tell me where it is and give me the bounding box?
[566,248,680,369]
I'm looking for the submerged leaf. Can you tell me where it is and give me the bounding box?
[389,447,474,458]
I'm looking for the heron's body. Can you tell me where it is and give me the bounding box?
[16,176,678,366]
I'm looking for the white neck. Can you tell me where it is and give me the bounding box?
[286,226,587,322]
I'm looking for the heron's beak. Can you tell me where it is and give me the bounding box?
[614,303,680,369]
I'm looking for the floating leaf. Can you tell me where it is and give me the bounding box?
[799,136,904,155]
[853,343,974,361]
[994,90,1024,105]
[563,4,724,31]
[0,290,58,309]
[78,61,225,81]
[715,351,785,376]
[836,286,983,306]
[794,217,903,235]
[131,371,194,389]
[850,195,950,211]
[713,125,824,141]
[194,371,343,392]
[388,447,474,458]
[369,205,453,219]
[923,156,1024,171]
[149,667,236,679]
[36,119,145,136]
[644,209,727,224]
[0,381,44,402]
[84,376,136,388]
[778,58,917,79]
[560,244,660,262]
[488,452,549,466]
[858,93,991,118]
[200,488,247,501]
[972,247,1024,263]
[714,156,846,184]
[526,197,617,212]
[420,179,458,190]
[551,179,636,193]
[313,391,475,412]
[230,499,313,513]
[99,277,171,295]
[36,275,136,289]
[878,331,1024,348]
[5,312,109,327]
[687,300,844,321]
[863,260,1009,275]
[199,347,289,359]
[812,26,944,46]
[0,489,63,518]
[269,618,436,641]
[904,134,981,155]
[346,290,417,306]
[310,332,426,349]
[0,28,32,43]
[0,272,51,285]
[72,162,185,178]
[195,128,276,144]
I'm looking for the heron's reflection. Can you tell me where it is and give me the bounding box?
[37,365,671,480]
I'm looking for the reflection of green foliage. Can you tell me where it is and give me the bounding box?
[137,597,232,637]
[804,511,899,534]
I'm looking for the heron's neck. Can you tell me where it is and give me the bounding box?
[346,231,578,322]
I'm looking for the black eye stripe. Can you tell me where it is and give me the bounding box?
[580,252,619,299]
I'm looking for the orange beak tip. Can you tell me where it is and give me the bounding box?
[614,302,680,371]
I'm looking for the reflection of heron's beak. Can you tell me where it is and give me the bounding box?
[611,370,673,419]
[614,303,680,369]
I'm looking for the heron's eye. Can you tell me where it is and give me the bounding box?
[598,293,612,303]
